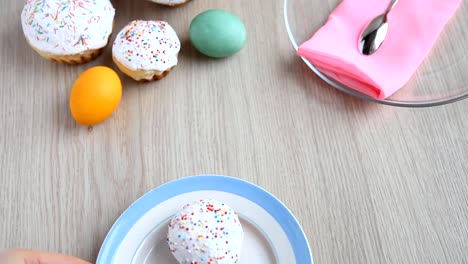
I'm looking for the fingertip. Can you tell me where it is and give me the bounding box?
[0,249,92,264]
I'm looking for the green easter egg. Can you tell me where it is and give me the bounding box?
[189,9,247,58]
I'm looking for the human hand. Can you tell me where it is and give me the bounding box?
[0,249,91,264]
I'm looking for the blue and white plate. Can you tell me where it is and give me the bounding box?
[97,175,313,263]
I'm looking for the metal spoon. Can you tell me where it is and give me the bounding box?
[359,0,399,55]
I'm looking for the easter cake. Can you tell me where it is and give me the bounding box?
[167,198,244,264]
[112,20,181,81]
[21,0,115,64]
[147,0,193,7]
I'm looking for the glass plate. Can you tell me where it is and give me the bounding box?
[284,0,468,107]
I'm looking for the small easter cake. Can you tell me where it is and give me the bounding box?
[112,20,181,81]
[147,0,193,7]
[21,0,115,64]
[167,198,244,264]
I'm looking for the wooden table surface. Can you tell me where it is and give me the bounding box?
[1,0,468,263]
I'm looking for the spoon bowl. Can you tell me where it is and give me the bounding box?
[359,15,389,55]
[359,0,398,55]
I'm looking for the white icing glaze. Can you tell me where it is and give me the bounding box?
[112,20,181,72]
[167,199,244,264]
[148,0,189,6]
[21,0,115,55]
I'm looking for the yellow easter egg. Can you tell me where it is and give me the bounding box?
[70,66,122,125]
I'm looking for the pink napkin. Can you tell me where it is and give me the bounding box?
[297,0,462,99]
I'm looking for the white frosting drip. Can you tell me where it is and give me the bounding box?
[167,199,244,264]
[112,20,181,72]
[21,0,115,55]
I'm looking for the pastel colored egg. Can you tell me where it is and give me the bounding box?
[189,9,247,58]
[69,66,122,126]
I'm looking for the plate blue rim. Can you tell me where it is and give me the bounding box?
[96,175,314,264]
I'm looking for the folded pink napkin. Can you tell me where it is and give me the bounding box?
[297,0,462,99]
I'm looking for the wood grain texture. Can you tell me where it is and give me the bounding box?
[1,0,468,263]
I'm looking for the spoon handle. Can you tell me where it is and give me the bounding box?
[385,0,399,15]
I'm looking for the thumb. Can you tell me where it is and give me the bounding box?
[0,249,92,264]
